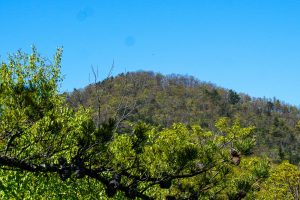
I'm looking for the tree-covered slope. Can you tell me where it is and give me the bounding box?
[2,48,300,199]
[0,49,263,199]
[67,71,300,164]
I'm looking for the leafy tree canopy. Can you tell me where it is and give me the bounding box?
[0,48,263,199]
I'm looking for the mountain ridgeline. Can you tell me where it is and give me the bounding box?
[67,71,300,164]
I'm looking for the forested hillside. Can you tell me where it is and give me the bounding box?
[67,71,300,164]
[2,48,300,199]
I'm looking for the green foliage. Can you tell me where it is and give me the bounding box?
[67,71,300,164]
[1,47,300,200]
[0,46,258,199]
[255,161,300,200]
[0,47,109,199]
[228,89,241,105]
[0,170,106,199]
[0,47,91,164]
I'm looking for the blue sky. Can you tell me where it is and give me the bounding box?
[1,0,300,106]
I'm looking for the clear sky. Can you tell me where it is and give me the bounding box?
[1,0,300,106]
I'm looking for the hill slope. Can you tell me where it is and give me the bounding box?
[66,71,300,164]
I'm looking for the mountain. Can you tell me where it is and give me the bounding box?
[66,71,300,164]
